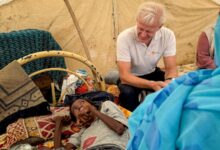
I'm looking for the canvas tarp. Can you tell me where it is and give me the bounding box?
[0,0,220,75]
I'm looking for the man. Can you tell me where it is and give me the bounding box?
[116,2,178,111]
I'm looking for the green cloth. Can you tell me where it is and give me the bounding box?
[0,29,66,81]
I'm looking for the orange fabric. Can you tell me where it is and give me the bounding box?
[118,105,132,118]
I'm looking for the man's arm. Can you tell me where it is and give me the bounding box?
[117,61,166,91]
[163,55,178,83]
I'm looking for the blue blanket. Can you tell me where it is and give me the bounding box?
[127,15,220,150]
[215,14,220,66]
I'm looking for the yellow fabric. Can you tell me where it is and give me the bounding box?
[0,134,6,146]
[118,105,132,118]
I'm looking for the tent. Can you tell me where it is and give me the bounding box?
[0,0,220,75]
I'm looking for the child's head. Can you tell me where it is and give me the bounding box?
[69,98,96,127]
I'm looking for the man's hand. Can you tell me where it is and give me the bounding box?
[164,79,172,84]
[150,81,167,91]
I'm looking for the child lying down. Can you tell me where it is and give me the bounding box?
[52,99,129,150]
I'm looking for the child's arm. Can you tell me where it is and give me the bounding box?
[54,116,63,148]
[53,116,71,149]
[92,107,126,135]
[80,103,126,135]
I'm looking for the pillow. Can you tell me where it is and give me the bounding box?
[64,91,115,107]
[0,61,51,134]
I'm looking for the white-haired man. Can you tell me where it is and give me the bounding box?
[116,2,178,111]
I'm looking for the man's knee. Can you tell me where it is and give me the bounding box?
[118,84,140,111]
[119,84,136,96]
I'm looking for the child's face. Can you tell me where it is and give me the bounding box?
[70,99,95,127]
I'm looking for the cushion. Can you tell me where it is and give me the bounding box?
[64,91,115,107]
[0,61,51,134]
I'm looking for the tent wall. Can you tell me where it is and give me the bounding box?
[0,0,220,75]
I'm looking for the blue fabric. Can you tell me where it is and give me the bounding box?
[127,69,220,150]
[214,15,220,67]
[127,15,220,150]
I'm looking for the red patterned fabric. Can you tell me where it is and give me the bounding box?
[2,119,28,149]
[1,107,80,149]
[83,136,97,149]
[35,107,75,140]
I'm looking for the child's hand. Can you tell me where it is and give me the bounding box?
[82,102,97,116]
[76,104,97,128]
[65,143,76,150]
[76,113,94,128]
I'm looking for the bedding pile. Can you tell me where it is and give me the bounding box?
[0,62,119,149]
[1,107,79,149]
[0,61,51,134]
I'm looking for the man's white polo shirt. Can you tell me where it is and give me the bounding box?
[117,26,176,76]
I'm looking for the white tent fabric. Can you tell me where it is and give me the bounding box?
[0,0,219,75]
[0,0,13,6]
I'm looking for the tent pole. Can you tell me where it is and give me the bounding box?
[63,0,92,61]
[112,0,119,40]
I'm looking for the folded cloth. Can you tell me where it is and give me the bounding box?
[0,61,51,134]
[214,14,220,67]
